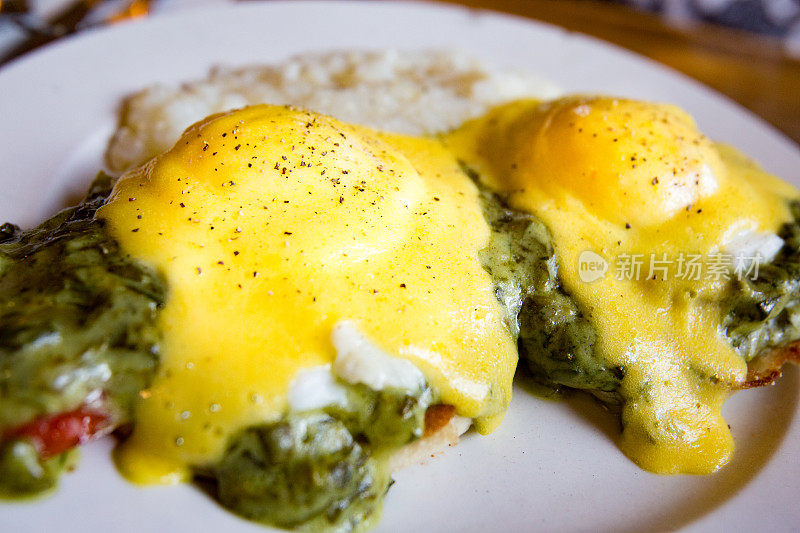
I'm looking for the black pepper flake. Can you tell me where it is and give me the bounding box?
[180,202,186,208]
[248,163,252,168]
[625,223,631,229]
[400,283,406,288]
[131,228,140,232]
[196,267,202,275]
[284,231,293,235]
[137,215,143,219]
[339,196,345,204]
[235,144,241,150]
[234,251,240,256]
[433,197,440,201]
[222,133,227,137]
[253,271,258,278]
[128,197,136,201]
[651,177,659,185]
[203,144,209,151]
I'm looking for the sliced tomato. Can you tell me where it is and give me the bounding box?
[7,408,112,459]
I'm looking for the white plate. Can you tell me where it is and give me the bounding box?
[1,2,799,531]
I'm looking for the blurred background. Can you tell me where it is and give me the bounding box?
[609,0,800,56]
[1,0,798,143]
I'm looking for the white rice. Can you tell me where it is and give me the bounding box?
[106,50,559,172]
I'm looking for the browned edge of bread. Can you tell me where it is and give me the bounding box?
[740,341,800,389]
[390,404,471,472]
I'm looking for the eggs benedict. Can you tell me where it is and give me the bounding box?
[100,105,518,522]
[2,94,799,531]
[1,104,517,529]
[445,96,800,474]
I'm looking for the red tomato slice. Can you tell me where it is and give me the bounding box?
[8,408,112,459]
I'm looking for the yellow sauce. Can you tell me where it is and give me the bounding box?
[445,97,798,474]
[98,105,517,484]
[100,96,799,480]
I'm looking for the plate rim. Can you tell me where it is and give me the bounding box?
[0,2,799,531]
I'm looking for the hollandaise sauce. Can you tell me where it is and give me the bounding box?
[446,97,800,474]
[98,105,517,484]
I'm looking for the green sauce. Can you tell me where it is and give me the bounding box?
[0,173,166,496]
[204,385,430,531]
[0,441,77,498]
[462,162,624,401]
[722,200,800,359]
